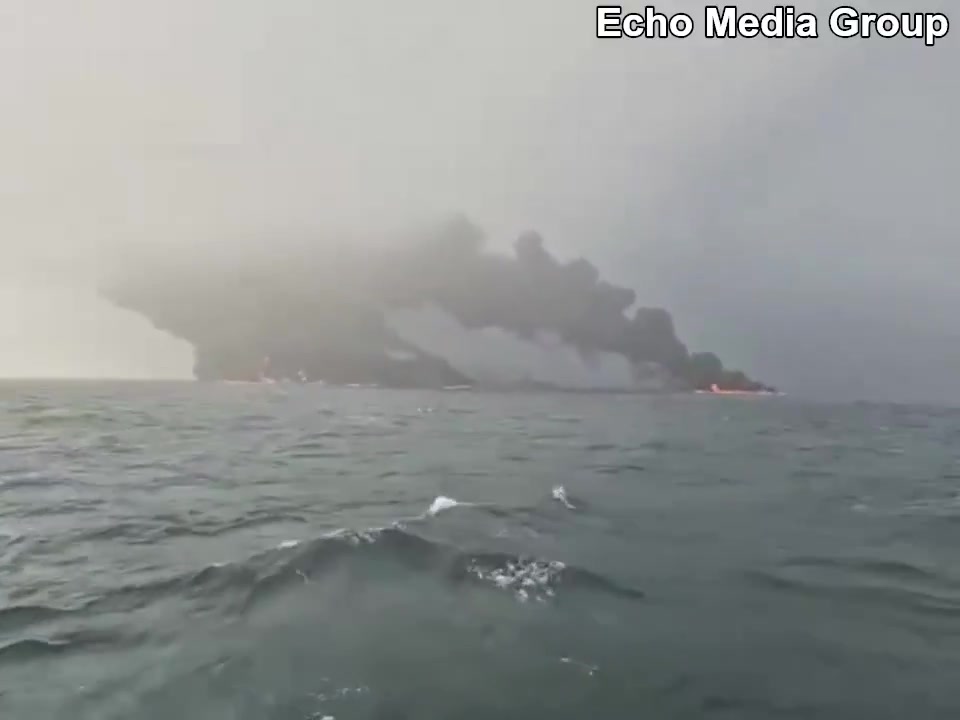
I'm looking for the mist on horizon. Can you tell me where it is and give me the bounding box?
[1,1,956,404]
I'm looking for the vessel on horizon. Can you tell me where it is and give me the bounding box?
[695,383,782,397]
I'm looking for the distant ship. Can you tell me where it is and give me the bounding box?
[695,383,781,396]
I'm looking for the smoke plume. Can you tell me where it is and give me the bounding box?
[104,216,771,391]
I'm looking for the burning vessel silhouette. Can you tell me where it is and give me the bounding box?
[696,383,782,396]
[101,217,775,394]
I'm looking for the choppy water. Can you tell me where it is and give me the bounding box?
[2,382,960,719]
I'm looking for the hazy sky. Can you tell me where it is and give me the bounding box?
[1,1,956,403]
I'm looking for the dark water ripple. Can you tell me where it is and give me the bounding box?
[2,381,960,718]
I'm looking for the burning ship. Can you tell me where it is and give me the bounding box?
[696,383,782,397]
[101,217,775,395]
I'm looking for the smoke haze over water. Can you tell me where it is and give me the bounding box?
[1,1,956,403]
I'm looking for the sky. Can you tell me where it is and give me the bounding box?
[1,1,956,404]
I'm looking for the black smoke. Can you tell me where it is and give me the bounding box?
[371,216,770,390]
[103,216,771,391]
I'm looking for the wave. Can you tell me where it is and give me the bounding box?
[0,637,74,664]
[0,627,127,666]
[0,503,643,638]
[71,511,312,544]
[744,555,960,617]
[0,604,73,632]
[151,520,646,616]
[16,408,106,428]
[0,496,645,674]
[590,463,646,476]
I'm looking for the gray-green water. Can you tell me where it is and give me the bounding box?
[2,382,960,718]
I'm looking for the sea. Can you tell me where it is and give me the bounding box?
[1,381,959,719]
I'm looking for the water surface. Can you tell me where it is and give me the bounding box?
[1,382,959,718]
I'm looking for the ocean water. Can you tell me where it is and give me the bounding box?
[2,382,960,719]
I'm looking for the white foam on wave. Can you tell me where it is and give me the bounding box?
[552,485,576,510]
[277,539,300,549]
[427,496,462,516]
[467,558,566,603]
[345,529,381,545]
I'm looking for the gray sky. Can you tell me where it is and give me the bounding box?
[1,1,956,403]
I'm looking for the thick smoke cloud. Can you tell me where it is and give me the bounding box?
[3,1,954,401]
[105,217,770,390]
